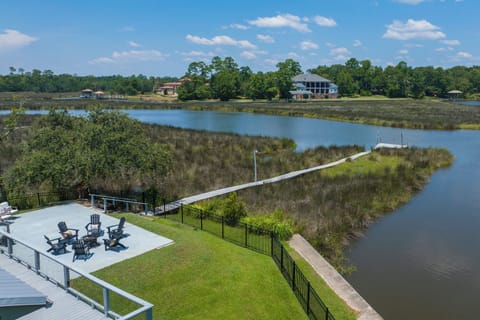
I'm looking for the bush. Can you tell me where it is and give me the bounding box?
[242,209,293,240]
[217,192,247,226]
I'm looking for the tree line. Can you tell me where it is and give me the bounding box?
[2,58,480,100]
[0,67,176,95]
[179,57,480,100]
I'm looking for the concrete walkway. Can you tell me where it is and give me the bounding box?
[289,234,383,320]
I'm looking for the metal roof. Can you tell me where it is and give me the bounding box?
[292,73,332,83]
[0,266,46,307]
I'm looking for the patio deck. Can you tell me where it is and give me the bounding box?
[0,202,171,319]
[6,202,173,273]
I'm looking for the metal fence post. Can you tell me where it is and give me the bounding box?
[146,307,153,320]
[181,204,184,224]
[244,224,248,247]
[103,198,107,213]
[280,245,284,271]
[7,237,13,257]
[325,307,329,320]
[37,193,41,207]
[270,232,274,256]
[63,266,70,290]
[221,216,224,239]
[292,261,296,290]
[103,287,110,317]
[34,250,40,274]
[307,282,311,316]
[90,194,94,207]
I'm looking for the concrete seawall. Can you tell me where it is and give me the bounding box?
[289,234,383,320]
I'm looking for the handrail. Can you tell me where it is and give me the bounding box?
[0,229,153,319]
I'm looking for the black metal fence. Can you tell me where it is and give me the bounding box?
[5,190,82,210]
[163,204,335,320]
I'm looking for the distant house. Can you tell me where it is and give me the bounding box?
[290,74,338,99]
[94,91,105,99]
[80,89,93,98]
[156,78,191,96]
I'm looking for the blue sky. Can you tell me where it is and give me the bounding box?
[0,0,477,77]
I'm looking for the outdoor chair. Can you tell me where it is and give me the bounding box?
[0,202,17,220]
[103,234,126,251]
[44,235,67,255]
[57,221,79,243]
[72,240,91,262]
[85,213,102,236]
[106,217,126,239]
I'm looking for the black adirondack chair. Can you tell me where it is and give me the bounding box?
[57,221,79,243]
[103,234,127,251]
[106,217,126,239]
[72,240,91,262]
[44,235,67,255]
[85,213,102,236]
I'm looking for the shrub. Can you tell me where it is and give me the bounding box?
[242,209,293,240]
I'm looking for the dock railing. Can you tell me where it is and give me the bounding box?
[0,228,153,320]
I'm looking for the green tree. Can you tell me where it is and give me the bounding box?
[275,59,302,99]
[3,109,172,197]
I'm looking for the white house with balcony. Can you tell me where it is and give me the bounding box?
[290,73,338,99]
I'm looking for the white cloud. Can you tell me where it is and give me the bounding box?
[330,47,351,55]
[441,39,460,46]
[186,34,256,49]
[241,51,257,59]
[248,14,311,33]
[257,34,275,43]
[264,58,279,66]
[330,47,351,61]
[399,49,409,54]
[383,19,446,40]
[353,40,363,47]
[240,50,268,60]
[404,43,424,48]
[0,29,37,50]
[300,40,318,50]
[89,50,168,64]
[128,41,140,48]
[287,52,301,59]
[180,50,215,57]
[313,16,337,27]
[226,23,250,30]
[435,47,454,52]
[456,51,472,59]
[393,0,426,4]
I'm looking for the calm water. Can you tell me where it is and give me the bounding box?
[4,109,480,319]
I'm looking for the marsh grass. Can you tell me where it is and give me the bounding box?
[235,148,454,271]
[142,124,363,198]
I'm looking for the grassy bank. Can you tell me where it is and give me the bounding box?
[72,213,311,320]
[234,147,453,272]
[2,93,480,130]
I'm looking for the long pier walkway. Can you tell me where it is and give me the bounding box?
[156,143,406,214]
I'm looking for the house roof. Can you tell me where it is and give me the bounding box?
[0,266,46,307]
[293,73,331,83]
[448,90,462,94]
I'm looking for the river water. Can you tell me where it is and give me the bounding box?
[3,109,480,319]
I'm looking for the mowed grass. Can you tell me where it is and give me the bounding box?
[283,243,357,320]
[72,213,307,320]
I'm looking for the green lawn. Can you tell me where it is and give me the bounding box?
[73,213,308,320]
